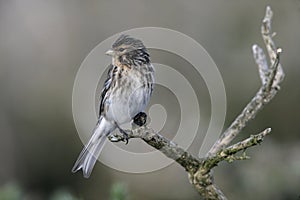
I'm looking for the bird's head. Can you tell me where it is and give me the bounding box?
[106,35,150,66]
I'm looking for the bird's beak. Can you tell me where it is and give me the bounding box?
[105,49,114,56]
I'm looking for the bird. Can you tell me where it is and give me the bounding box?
[72,35,155,178]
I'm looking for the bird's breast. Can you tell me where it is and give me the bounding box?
[105,65,154,125]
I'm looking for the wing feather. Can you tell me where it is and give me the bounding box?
[99,64,116,117]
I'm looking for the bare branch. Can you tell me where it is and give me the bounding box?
[189,128,270,200]
[252,44,268,84]
[109,124,201,174]
[207,6,284,156]
[204,128,271,170]
[110,124,271,200]
[262,6,284,87]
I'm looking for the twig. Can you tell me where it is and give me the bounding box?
[204,128,271,170]
[261,6,284,88]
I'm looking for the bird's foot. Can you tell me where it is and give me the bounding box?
[118,127,129,144]
[133,112,147,126]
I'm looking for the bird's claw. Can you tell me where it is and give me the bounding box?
[117,127,129,145]
[123,132,129,144]
[108,135,119,142]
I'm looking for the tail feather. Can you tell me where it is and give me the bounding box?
[72,119,113,178]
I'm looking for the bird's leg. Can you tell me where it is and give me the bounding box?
[116,125,129,144]
[133,112,147,126]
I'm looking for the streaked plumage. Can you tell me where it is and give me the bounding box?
[72,35,155,178]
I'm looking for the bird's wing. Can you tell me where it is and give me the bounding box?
[99,64,116,117]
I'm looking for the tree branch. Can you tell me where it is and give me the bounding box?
[108,6,284,200]
[109,124,201,174]
[204,128,271,170]
[207,6,284,156]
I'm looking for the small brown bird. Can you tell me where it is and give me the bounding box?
[72,35,155,178]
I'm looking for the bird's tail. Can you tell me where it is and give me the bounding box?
[72,118,113,178]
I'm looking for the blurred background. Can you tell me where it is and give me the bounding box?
[1,0,300,199]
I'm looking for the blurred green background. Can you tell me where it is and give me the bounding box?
[1,0,300,199]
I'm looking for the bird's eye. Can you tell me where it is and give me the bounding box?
[119,48,125,52]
